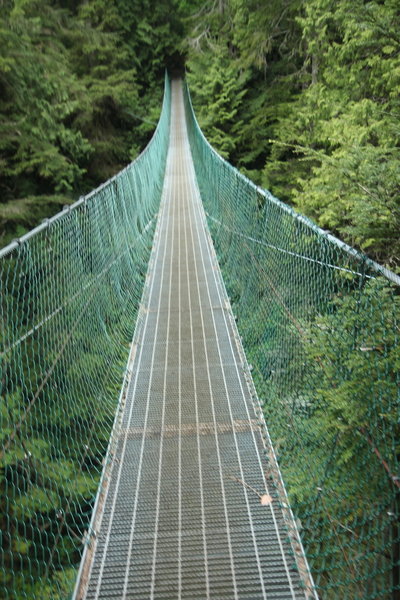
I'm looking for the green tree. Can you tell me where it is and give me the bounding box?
[264,0,400,268]
[0,0,92,246]
[0,0,190,248]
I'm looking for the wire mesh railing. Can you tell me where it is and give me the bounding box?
[0,75,171,600]
[1,71,399,599]
[184,80,400,600]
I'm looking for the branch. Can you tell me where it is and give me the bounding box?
[359,427,400,489]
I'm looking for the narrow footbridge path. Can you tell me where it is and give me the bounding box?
[75,81,312,599]
[2,74,398,600]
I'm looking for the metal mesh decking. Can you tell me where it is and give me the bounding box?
[74,80,314,600]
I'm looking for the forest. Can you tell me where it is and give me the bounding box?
[1,0,399,271]
[1,0,399,599]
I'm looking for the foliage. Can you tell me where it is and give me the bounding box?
[0,1,91,227]
[0,58,171,600]
[1,0,399,596]
[185,81,400,596]
[186,0,400,268]
[0,0,188,249]
[265,0,400,269]
[187,46,248,160]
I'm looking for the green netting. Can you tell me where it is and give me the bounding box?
[0,75,171,600]
[184,81,400,599]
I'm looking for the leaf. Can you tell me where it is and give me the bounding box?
[260,493,273,505]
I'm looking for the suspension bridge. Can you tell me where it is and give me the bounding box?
[1,76,399,600]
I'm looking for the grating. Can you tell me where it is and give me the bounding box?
[75,80,316,600]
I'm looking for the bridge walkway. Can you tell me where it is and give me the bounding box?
[76,79,310,600]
